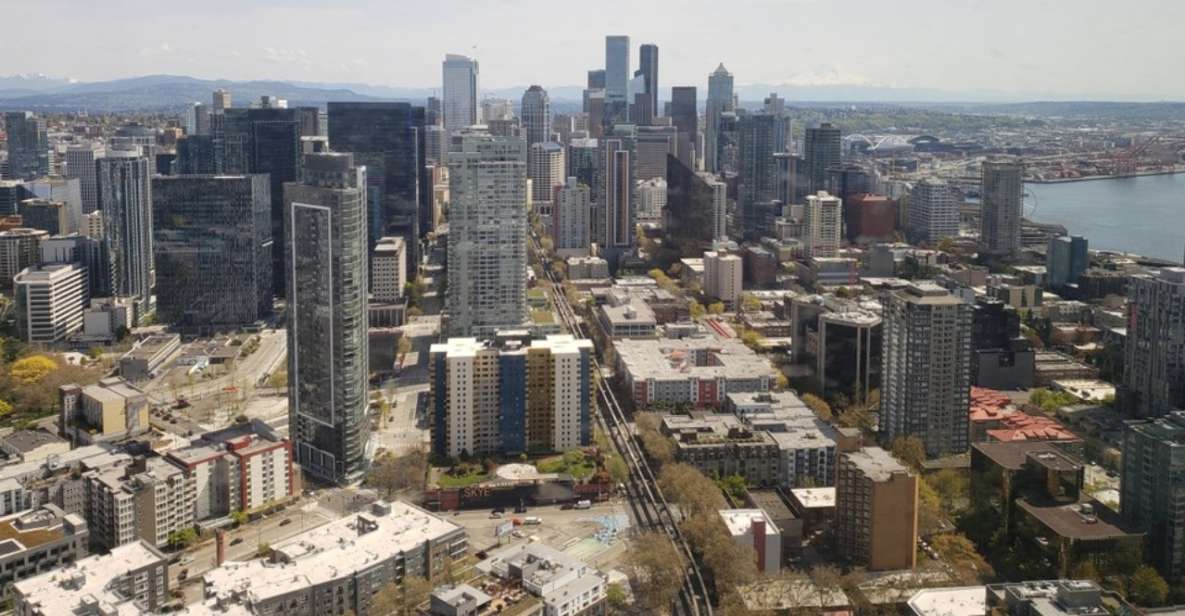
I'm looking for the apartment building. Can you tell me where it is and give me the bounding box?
[835,447,918,571]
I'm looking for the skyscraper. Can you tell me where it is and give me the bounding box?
[804,191,843,258]
[980,158,1024,258]
[219,107,303,294]
[881,282,972,458]
[604,36,630,111]
[597,136,633,264]
[284,152,370,484]
[1120,411,1185,581]
[665,156,723,252]
[1047,235,1089,288]
[528,142,565,215]
[804,123,842,195]
[705,63,734,172]
[96,151,154,322]
[554,177,591,257]
[907,178,959,244]
[446,133,529,337]
[326,102,422,273]
[212,88,231,111]
[1122,267,1185,418]
[3,112,49,180]
[65,144,105,214]
[442,54,480,133]
[567,138,599,193]
[737,114,781,240]
[638,44,659,120]
[520,86,552,149]
[670,87,698,168]
[152,175,272,332]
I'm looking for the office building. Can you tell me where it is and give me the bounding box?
[843,193,896,243]
[665,157,724,250]
[3,112,48,180]
[212,88,231,111]
[430,335,593,458]
[0,181,27,216]
[529,141,565,212]
[803,123,841,195]
[59,377,150,445]
[738,114,782,240]
[1122,268,1185,418]
[604,36,630,124]
[637,44,659,123]
[204,501,466,616]
[13,541,168,616]
[14,263,87,344]
[635,177,666,224]
[0,228,47,284]
[705,63,734,172]
[174,134,217,174]
[64,144,104,214]
[40,233,105,298]
[521,85,552,149]
[882,282,973,458]
[980,158,1024,257]
[1120,411,1185,580]
[151,175,272,332]
[15,199,65,236]
[372,236,406,304]
[25,177,82,233]
[446,133,528,337]
[327,102,423,270]
[669,86,697,167]
[835,447,918,571]
[184,102,209,136]
[443,54,480,133]
[704,250,743,308]
[633,125,677,181]
[476,542,608,616]
[971,297,1035,390]
[567,137,598,191]
[826,163,875,206]
[615,337,775,409]
[1047,235,1089,288]
[284,153,370,484]
[804,191,843,258]
[219,107,303,294]
[908,178,959,244]
[720,509,782,574]
[554,177,591,256]
[597,136,633,263]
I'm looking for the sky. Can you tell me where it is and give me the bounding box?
[3,0,1184,100]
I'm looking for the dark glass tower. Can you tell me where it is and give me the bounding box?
[96,151,154,322]
[738,114,782,240]
[3,112,49,180]
[670,86,697,168]
[638,44,659,121]
[327,102,422,278]
[284,152,370,484]
[152,175,273,332]
[804,122,842,194]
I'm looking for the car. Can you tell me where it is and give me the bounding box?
[178,568,189,580]
[574,500,592,510]
[279,518,292,527]
[489,512,502,519]
[230,537,243,546]
[560,503,574,510]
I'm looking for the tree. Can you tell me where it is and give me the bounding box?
[741,293,763,313]
[917,478,943,536]
[658,463,727,517]
[397,336,413,358]
[366,448,429,497]
[267,370,288,390]
[774,372,790,390]
[930,532,993,583]
[739,329,764,351]
[635,412,675,464]
[1128,566,1169,606]
[890,435,926,470]
[167,527,198,549]
[689,300,706,320]
[9,355,58,384]
[229,510,248,526]
[708,302,726,315]
[626,532,683,612]
[606,583,629,615]
[801,393,833,421]
[928,469,970,516]
[605,453,629,484]
[0,399,12,419]
[372,576,432,616]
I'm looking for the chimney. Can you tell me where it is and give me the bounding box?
[215,529,226,566]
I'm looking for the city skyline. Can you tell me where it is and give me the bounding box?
[4,0,1185,101]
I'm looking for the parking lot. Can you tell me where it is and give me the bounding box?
[448,500,634,571]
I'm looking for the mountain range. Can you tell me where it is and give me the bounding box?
[1,74,1181,116]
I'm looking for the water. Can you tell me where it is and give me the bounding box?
[1025,173,1185,262]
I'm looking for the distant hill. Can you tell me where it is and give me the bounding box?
[0,75,389,112]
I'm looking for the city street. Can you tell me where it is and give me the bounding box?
[142,329,287,406]
[373,315,439,454]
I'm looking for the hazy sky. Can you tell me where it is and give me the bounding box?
[4,0,1184,100]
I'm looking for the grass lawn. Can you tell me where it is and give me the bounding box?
[536,453,597,480]
[530,309,555,324]
[435,466,488,488]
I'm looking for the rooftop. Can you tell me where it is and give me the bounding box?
[1018,498,1139,541]
[0,429,67,454]
[204,502,463,605]
[719,509,781,537]
[843,446,910,481]
[972,440,1079,471]
[13,541,165,614]
[907,586,987,616]
[790,487,836,509]
[615,337,775,382]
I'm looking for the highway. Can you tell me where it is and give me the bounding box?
[531,236,713,616]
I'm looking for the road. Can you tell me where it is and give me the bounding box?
[373,315,439,454]
[142,329,287,405]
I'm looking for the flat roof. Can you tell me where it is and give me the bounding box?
[1,429,66,453]
[907,586,987,616]
[1018,499,1138,541]
[204,502,463,605]
[719,509,780,537]
[13,541,165,614]
[971,441,1076,471]
[843,447,910,481]
[790,487,836,509]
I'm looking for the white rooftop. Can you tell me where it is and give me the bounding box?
[907,586,987,616]
[790,487,836,509]
[719,509,781,538]
[13,541,164,615]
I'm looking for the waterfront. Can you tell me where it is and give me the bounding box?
[1026,172,1185,262]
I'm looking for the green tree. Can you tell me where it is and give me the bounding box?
[0,399,12,419]
[802,393,833,421]
[626,532,683,612]
[890,435,927,470]
[229,510,248,526]
[689,301,706,320]
[1128,566,1169,606]
[708,302,726,315]
[605,453,629,483]
[741,293,763,313]
[917,479,943,536]
[267,370,288,390]
[167,527,198,549]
